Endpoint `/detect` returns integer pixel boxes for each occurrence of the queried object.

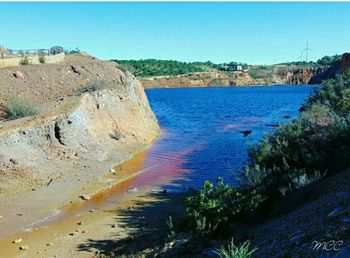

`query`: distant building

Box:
[219,63,244,72]
[219,64,229,70]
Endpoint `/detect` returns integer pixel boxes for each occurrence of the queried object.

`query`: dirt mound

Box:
[0,54,126,108]
[0,54,159,196]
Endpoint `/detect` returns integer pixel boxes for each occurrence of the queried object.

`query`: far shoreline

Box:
[144,83,317,90]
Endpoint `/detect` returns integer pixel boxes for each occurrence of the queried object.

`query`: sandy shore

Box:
[0,141,187,258]
[0,191,185,258]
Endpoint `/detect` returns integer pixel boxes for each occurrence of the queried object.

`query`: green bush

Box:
[183,178,264,236]
[38,53,46,64]
[214,239,257,258]
[211,78,223,86]
[167,216,176,240]
[19,56,30,65]
[316,54,341,66]
[77,81,112,94]
[6,97,38,119]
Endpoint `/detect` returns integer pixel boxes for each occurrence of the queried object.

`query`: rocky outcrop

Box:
[275,67,319,85]
[141,71,267,88]
[279,53,350,85]
[309,53,350,84]
[0,54,159,195]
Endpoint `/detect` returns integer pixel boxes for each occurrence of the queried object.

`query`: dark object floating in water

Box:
[283,115,291,119]
[240,130,252,137]
[266,124,279,127]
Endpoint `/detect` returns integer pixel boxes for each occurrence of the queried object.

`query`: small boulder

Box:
[19,245,29,250]
[10,158,18,165]
[127,187,138,193]
[110,168,116,173]
[240,130,252,137]
[71,65,81,75]
[12,237,22,244]
[13,71,24,79]
[79,195,90,201]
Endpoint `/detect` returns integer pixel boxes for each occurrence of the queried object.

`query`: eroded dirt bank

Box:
[0,54,160,240]
[140,53,350,88]
[139,69,317,88]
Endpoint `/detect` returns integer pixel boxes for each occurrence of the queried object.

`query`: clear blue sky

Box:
[1,2,349,64]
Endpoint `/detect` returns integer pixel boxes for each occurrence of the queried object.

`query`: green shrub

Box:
[247,66,273,81]
[212,78,223,86]
[7,97,38,119]
[183,178,264,236]
[38,53,46,64]
[77,81,112,94]
[19,56,30,65]
[214,239,257,258]
[167,216,176,240]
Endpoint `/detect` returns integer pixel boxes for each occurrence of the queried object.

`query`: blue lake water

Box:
[144,85,314,191]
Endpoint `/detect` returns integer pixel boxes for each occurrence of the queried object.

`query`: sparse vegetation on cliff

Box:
[247,65,273,82]
[6,97,38,119]
[77,80,116,94]
[38,53,46,64]
[19,56,30,65]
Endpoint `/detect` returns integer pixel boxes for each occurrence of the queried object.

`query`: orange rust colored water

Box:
[64,144,194,216]
[66,150,148,212]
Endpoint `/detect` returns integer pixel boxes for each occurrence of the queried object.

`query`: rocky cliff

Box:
[140,53,350,88]
[0,54,160,195]
[309,53,350,84]
[141,71,270,88]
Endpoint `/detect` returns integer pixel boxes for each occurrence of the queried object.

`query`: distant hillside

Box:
[114,59,221,78]
[114,55,342,85]
[277,54,341,67]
